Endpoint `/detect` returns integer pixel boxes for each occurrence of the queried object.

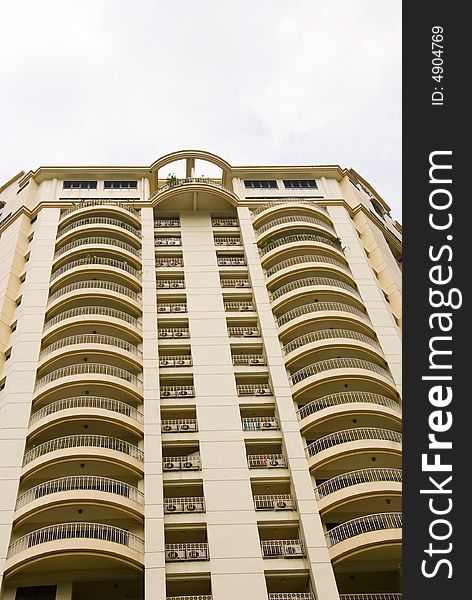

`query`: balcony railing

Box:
[35,363,142,391]
[221,278,250,288]
[297,391,401,421]
[55,236,140,258]
[228,327,260,338]
[277,302,370,327]
[256,215,335,235]
[325,512,402,547]
[39,334,141,359]
[165,542,209,561]
[29,396,143,426]
[242,417,278,431]
[237,384,271,396]
[16,476,144,510]
[214,236,242,246]
[306,428,402,457]
[23,434,144,466]
[289,358,394,386]
[161,419,198,433]
[157,303,187,314]
[51,256,140,280]
[156,257,184,267]
[314,468,402,500]
[48,280,140,304]
[156,176,232,195]
[160,386,195,398]
[283,329,381,355]
[261,539,304,558]
[163,456,201,471]
[252,198,329,217]
[254,494,295,511]
[224,301,255,312]
[265,254,350,278]
[159,356,192,367]
[233,355,266,366]
[155,237,182,246]
[339,595,402,600]
[60,200,140,219]
[7,522,144,558]
[259,234,341,257]
[248,454,286,469]
[158,328,190,339]
[155,218,180,228]
[270,277,359,301]
[167,596,212,600]
[164,497,205,513]
[58,216,140,238]
[217,256,246,267]
[156,279,185,289]
[212,217,238,227]
[44,306,141,330]
[268,594,312,600]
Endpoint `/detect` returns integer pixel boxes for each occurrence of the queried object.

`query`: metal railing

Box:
[58,216,140,238]
[166,596,212,600]
[164,497,205,513]
[217,257,246,266]
[60,200,140,219]
[51,256,140,280]
[283,329,381,355]
[160,386,195,398]
[314,468,402,500]
[256,215,335,235]
[159,356,192,367]
[34,363,142,391]
[212,217,238,227]
[289,358,394,386]
[270,277,358,300]
[55,236,140,258]
[251,198,328,217]
[268,594,312,600]
[265,254,350,278]
[228,326,260,338]
[158,328,190,339]
[277,302,370,327]
[242,417,278,430]
[156,279,185,289]
[259,234,341,257]
[161,419,198,433]
[237,384,271,396]
[157,303,187,313]
[214,236,242,246]
[156,257,184,267]
[297,391,401,421]
[39,334,141,359]
[306,428,402,457]
[155,177,233,196]
[23,434,144,466]
[16,476,144,510]
[233,355,266,366]
[7,522,144,558]
[163,456,201,470]
[254,494,294,511]
[155,237,182,246]
[155,218,180,227]
[48,280,139,304]
[326,512,402,547]
[224,301,255,312]
[44,306,141,330]
[221,278,251,288]
[339,595,402,600]
[261,539,304,557]
[29,396,143,426]
[248,454,286,468]
[165,542,209,561]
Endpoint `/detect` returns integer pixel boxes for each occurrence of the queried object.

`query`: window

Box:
[244,180,278,189]
[104,181,138,189]
[63,181,97,190]
[283,180,317,189]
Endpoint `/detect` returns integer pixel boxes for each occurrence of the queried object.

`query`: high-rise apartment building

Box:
[0,150,402,600]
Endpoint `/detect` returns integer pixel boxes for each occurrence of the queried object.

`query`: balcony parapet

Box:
[48,280,140,305]
[325,512,402,547]
[34,363,142,391]
[306,428,402,458]
[51,257,140,281]
[283,330,381,355]
[39,334,142,360]
[290,358,394,386]
[259,234,341,257]
[270,277,359,301]
[55,236,140,258]
[265,254,350,278]
[297,391,401,421]
[43,306,141,331]
[277,302,370,327]
[58,216,140,238]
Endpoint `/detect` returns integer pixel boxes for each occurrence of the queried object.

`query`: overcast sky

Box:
[0,0,401,218]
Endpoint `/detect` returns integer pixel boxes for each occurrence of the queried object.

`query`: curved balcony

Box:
[284,330,382,356]
[60,200,141,221]
[155,176,234,197]
[51,257,140,282]
[259,234,342,259]
[314,467,402,501]
[5,522,144,574]
[265,253,351,280]
[48,280,140,307]
[57,216,140,239]
[256,215,336,238]
[43,306,141,334]
[270,277,360,305]
[252,198,329,218]
[326,512,402,561]
[39,334,141,362]
[54,236,141,259]
[277,302,370,329]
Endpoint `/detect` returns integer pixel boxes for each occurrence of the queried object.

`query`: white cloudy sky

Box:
[0,0,401,218]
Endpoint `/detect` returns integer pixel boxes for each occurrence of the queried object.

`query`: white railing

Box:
[39,334,141,359]
[155,177,233,196]
[270,277,358,300]
[224,301,255,312]
[212,217,238,227]
[155,237,182,246]
[339,595,402,600]
[156,279,185,289]
[289,358,394,386]
[265,254,349,277]
[252,198,328,217]
[161,419,198,433]
[248,454,286,468]
[7,522,144,558]
[306,428,402,457]
[253,494,294,511]
[228,327,260,338]
[156,257,184,267]
[314,468,402,500]
[242,417,278,430]
[214,236,242,246]
[51,256,140,280]
[34,363,142,391]
[164,497,205,513]
[16,476,144,509]
[160,386,195,398]
[60,200,140,219]
[159,356,192,367]
[233,355,266,366]
[58,216,140,238]
[259,234,341,257]
[155,218,180,228]
[158,328,190,339]
[268,594,312,600]
[221,278,251,288]
[283,329,381,355]
[217,257,246,266]
[237,384,271,396]
[326,512,402,547]
[157,303,187,314]
[23,434,144,466]
[297,391,401,421]
[163,456,201,471]
[48,280,139,304]
[55,236,140,258]
[43,306,141,330]
[165,542,209,561]
[29,396,143,426]
[277,301,369,327]
[256,215,335,235]
[261,539,304,558]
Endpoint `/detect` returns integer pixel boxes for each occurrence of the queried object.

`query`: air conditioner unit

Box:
[167,259,177,266]
[181,459,200,470]
[161,423,179,433]
[157,282,170,288]
[251,458,268,468]
[218,258,231,266]
[284,543,304,557]
[159,359,174,367]
[172,305,185,312]
[186,547,208,560]
[175,358,192,366]
[177,389,193,397]
[239,305,253,312]
[163,460,180,471]
[164,501,184,513]
[215,239,225,245]
[213,220,223,226]
[158,306,171,313]
[255,387,271,396]
[228,239,239,245]
[274,498,295,511]
[169,239,181,246]
[250,357,265,365]
[179,422,197,432]
[165,548,186,561]
[232,259,245,265]
[170,282,184,288]
[267,457,285,468]
[243,330,257,337]
[236,281,249,288]
[155,239,166,245]
[184,500,204,512]
[161,389,177,398]
[159,331,170,338]
[260,419,278,429]
[174,331,188,338]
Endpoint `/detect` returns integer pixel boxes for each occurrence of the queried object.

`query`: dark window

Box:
[104,181,138,189]
[16,587,57,600]
[244,180,278,189]
[283,180,317,189]
[63,181,97,190]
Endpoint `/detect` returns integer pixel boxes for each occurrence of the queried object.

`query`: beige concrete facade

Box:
[0,151,402,600]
